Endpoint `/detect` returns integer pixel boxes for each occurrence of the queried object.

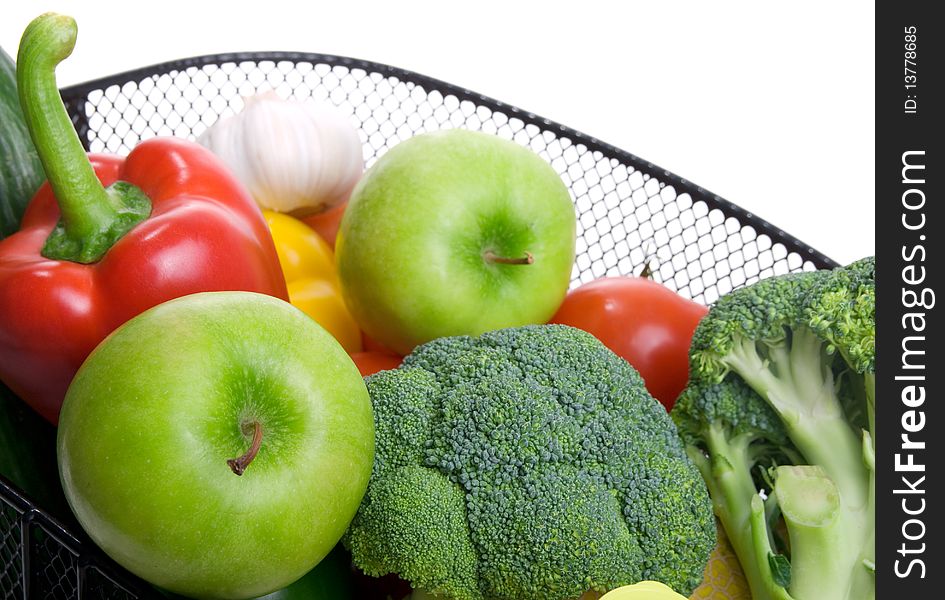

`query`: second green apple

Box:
[336,129,576,354]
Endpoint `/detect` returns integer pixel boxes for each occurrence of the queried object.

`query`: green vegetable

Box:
[671,257,875,600]
[0,382,69,520]
[0,46,44,238]
[344,324,716,600]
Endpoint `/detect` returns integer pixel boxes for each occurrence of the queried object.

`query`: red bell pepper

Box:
[0,14,288,424]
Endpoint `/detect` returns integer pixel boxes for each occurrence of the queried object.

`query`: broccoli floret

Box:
[673,259,875,600]
[673,372,791,451]
[345,325,716,599]
[806,256,876,436]
[806,257,875,373]
[344,465,480,600]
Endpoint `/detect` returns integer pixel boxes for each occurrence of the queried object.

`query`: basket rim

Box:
[59,50,837,270]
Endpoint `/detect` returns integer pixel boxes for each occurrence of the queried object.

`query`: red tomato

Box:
[550,277,708,410]
[351,351,403,377]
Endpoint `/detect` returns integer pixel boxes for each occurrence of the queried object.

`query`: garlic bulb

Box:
[198,91,363,217]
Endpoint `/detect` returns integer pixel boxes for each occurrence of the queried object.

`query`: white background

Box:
[2,0,874,265]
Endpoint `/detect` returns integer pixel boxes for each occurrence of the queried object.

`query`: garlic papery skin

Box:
[198,91,364,217]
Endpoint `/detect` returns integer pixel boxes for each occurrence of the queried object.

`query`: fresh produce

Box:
[336,129,577,355]
[264,209,361,352]
[350,351,402,377]
[0,14,288,424]
[361,330,400,354]
[343,324,716,600]
[0,46,44,238]
[599,581,686,600]
[302,200,346,248]
[551,276,707,410]
[198,91,363,217]
[57,291,375,599]
[671,257,875,600]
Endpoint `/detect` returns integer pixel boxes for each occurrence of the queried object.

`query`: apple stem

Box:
[227,420,263,476]
[483,250,534,265]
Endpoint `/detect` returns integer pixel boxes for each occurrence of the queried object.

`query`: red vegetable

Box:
[302,201,346,249]
[361,331,400,355]
[551,276,707,410]
[351,351,403,377]
[0,15,287,424]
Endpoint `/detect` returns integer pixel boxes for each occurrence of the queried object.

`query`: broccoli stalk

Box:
[744,495,793,600]
[685,429,789,600]
[771,465,855,600]
[803,256,876,600]
[850,432,876,600]
[674,258,875,600]
[720,325,869,524]
[674,377,796,600]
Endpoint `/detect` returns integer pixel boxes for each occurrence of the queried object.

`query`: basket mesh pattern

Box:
[1,501,24,599]
[66,56,831,305]
[31,525,80,598]
[1,486,145,599]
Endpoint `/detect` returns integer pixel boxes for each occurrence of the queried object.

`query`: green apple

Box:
[336,129,576,354]
[57,292,374,600]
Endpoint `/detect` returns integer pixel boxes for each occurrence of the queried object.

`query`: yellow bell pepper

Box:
[264,210,362,353]
[599,581,687,600]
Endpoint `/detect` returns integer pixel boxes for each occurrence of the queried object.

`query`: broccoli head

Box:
[344,325,716,600]
[672,258,875,600]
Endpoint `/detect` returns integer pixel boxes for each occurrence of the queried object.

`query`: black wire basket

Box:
[1,52,837,599]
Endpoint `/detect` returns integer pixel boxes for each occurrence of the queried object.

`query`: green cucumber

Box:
[1,46,45,238]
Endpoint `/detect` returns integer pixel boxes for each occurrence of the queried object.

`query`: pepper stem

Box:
[16,13,150,264]
[227,420,263,476]
[483,250,534,265]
